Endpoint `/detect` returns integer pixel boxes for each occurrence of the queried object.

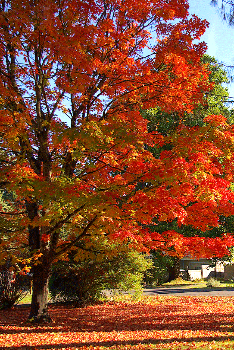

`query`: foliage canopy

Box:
[1,0,234,321]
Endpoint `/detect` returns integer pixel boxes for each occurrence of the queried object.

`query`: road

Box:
[143,286,234,296]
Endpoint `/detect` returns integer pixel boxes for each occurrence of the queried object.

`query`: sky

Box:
[188,0,234,101]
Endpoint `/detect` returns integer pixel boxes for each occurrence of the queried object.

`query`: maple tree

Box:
[1,0,234,323]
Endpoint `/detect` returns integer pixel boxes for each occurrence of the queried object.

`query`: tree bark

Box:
[26,201,53,323]
[166,257,180,283]
[28,258,52,323]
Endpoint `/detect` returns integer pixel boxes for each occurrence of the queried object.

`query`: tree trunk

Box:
[166,257,180,283]
[26,201,54,323]
[28,261,52,323]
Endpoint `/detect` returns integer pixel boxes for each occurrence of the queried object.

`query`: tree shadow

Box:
[2,334,234,349]
[1,299,234,348]
[1,301,234,333]
[143,286,234,295]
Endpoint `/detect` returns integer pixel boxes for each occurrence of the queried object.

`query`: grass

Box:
[18,278,234,306]
[18,291,54,305]
[162,277,206,288]
[17,291,32,305]
[219,279,234,287]
[162,277,234,289]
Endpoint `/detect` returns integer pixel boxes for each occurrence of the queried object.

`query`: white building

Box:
[180,257,224,280]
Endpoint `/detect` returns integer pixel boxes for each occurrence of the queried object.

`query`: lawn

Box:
[1,295,234,349]
[161,277,234,289]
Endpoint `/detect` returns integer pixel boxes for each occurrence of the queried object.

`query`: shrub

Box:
[206,277,222,288]
[49,260,104,304]
[49,250,152,304]
[0,262,30,309]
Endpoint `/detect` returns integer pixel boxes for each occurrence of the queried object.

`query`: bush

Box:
[49,260,104,304]
[49,250,152,304]
[0,262,30,309]
[206,277,222,288]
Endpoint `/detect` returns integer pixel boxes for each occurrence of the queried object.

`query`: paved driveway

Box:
[143,286,234,296]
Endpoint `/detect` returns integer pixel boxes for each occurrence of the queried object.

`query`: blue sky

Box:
[189,0,234,100]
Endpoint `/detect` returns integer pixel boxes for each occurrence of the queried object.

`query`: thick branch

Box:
[54,215,98,258]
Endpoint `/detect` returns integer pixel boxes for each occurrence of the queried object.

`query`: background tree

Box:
[2,0,234,323]
[211,0,234,25]
[144,54,231,137]
[144,251,179,286]
[140,55,234,282]
[210,0,234,93]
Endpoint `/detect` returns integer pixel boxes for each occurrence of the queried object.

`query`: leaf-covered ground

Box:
[1,296,234,349]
